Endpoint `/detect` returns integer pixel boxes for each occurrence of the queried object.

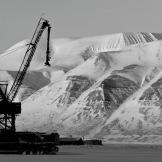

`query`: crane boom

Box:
[7,18,51,102]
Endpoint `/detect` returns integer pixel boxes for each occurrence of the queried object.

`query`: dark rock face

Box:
[102,75,138,110]
[140,77,162,100]
[152,33,162,40]
[9,71,50,90]
[80,47,95,61]
[94,73,162,138]
[65,76,93,104]
[123,32,156,46]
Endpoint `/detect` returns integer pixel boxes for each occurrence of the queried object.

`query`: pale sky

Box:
[0,0,162,53]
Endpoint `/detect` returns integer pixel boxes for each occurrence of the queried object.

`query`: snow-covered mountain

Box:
[1,32,162,143]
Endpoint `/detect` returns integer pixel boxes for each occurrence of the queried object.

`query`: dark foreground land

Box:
[1,144,162,162]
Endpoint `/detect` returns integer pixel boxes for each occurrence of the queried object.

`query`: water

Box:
[0,144,162,162]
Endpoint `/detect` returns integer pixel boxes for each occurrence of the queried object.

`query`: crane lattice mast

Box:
[0,17,51,132]
[7,18,51,102]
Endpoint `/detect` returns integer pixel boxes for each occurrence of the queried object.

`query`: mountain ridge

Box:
[1,32,162,143]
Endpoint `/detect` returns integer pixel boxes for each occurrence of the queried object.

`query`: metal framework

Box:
[7,18,51,102]
[0,17,51,132]
[0,82,21,132]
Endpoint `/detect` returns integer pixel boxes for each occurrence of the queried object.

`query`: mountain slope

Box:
[93,71,162,143]
[15,39,162,141]
[1,32,162,143]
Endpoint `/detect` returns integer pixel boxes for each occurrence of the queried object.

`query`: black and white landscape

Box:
[1,32,162,144]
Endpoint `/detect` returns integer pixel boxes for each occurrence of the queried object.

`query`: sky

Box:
[0,0,162,53]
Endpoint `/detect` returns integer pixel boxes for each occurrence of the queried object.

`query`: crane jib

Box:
[7,18,51,102]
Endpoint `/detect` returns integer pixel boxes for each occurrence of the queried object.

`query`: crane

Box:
[0,17,51,132]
